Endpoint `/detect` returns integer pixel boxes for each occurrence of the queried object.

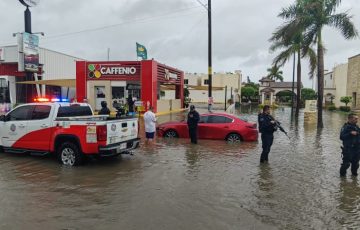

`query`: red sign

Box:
[87,62,141,80]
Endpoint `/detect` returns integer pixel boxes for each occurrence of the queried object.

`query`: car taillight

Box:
[246,123,257,129]
[97,125,107,141]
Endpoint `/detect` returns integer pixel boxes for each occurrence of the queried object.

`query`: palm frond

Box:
[328,13,359,39]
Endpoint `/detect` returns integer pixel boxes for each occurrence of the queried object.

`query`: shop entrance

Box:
[126,84,141,101]
[95,86,106,110]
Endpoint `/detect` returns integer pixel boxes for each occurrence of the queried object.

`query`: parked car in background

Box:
[157,113,258,142]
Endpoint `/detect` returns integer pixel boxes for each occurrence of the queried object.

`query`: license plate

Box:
[116,143,127,153]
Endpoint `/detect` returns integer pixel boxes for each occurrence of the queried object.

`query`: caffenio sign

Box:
[87,64,138,79]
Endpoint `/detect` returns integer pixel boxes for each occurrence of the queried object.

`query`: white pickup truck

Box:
[0,102,140,166]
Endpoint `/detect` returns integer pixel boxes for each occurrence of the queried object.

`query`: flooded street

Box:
[0,106,359,229]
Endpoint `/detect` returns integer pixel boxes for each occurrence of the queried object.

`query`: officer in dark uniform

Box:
[187,105,200,144]
[340,113,360,177]
[258,105,277,163]
[99,101,110,115]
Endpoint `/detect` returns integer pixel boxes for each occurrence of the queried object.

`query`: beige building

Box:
[332,63,348,108]
[162,71,242,104]
[323,71,336,105]
[347,54,360,109]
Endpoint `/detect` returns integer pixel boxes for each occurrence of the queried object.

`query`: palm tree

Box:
[270,4,317,117]
[266,65,284,82]
[281,0,358,128]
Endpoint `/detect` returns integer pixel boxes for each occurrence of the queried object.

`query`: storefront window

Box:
[112,87,125,100]
[0,78,10,103]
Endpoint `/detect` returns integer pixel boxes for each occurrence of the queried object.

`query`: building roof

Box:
[260,87,275,93]
[259,77,275,82]
[269,81,302,88]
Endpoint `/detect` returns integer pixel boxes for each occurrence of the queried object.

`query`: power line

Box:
[0,6,202,46]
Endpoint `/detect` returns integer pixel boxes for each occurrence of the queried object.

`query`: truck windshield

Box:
[57,106,93,117]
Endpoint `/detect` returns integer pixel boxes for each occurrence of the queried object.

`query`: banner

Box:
[136,42,147,60]
[23,32,39,72]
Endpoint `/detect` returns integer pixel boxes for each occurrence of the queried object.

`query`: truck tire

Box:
[57,142,83,166]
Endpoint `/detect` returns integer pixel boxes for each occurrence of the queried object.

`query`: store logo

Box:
[88,64,137,78]
[88,64,102,78]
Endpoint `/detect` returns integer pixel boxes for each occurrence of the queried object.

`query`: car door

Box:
[203,115,233,139]
[0,105,34,148]
[22,104,53,151]
[197,115,209,139]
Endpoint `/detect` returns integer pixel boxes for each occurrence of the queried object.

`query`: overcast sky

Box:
[0,0,359,88]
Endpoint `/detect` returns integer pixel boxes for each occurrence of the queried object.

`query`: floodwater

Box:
[0,105,358,229]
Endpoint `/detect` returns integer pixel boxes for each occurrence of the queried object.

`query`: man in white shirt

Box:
[226,99,235,115]
[143,106,157,142]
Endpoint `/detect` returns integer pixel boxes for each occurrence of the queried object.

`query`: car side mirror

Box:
[0,115,5,122]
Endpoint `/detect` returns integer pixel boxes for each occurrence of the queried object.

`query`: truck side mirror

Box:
[0,115,5,122]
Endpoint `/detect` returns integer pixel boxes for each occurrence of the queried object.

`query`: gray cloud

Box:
[0,0,359,88]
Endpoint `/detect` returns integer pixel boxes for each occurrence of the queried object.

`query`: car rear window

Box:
[57,105,93,117]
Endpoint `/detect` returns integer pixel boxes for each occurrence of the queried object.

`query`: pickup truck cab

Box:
[0,102,140,166]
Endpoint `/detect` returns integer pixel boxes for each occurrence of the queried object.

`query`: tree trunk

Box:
[317,31,324,128]
[296,50,301,117]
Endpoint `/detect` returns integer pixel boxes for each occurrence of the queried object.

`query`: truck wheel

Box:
[57,142,83,166]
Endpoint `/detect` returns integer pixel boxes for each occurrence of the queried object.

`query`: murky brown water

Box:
[0,106,358,229]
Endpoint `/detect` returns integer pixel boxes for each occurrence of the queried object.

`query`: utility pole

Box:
[24,6,32,103]
[207,0,212,111]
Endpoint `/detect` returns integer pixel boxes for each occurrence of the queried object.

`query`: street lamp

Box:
[17,0,40,103]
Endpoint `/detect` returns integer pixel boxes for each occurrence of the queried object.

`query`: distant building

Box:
[347,54,360,110]
[161,71,242,104]
[258,77,301,105]
[0,45,84,105]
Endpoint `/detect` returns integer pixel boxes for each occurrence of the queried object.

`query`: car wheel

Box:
[226,133,241,143]
[164,130,178,138]
[57,142,83,166]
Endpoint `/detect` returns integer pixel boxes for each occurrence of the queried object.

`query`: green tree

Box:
[270,3,317,117]
[301,88,316,101]
[241,87,256,100]
[184,87,190,98]
[282,0,358,128]
[266,65,284,82]
[340,96,352,107]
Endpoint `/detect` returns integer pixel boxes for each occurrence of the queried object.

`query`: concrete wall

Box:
[333,63,348,107]
[347,55,360,109]
[184,71,242,104]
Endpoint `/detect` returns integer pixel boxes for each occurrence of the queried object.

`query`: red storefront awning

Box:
[0,63,42,77]
[0,63,26,77]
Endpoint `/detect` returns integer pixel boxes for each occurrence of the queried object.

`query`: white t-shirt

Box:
[226,104,235,115]
[144,110,157,133]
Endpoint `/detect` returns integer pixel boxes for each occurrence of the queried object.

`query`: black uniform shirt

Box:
[258,113,276,134]
[340,122,360,149]
[187,110,200,128]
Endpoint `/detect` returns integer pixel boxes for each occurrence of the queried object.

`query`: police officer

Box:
[99,101,110,115]
[340,113,360,177]
[258,105,277,163]
[187,105,200,144]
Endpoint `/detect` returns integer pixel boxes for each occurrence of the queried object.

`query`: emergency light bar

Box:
[34,97,69,102]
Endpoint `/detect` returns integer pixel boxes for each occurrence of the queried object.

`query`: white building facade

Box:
[0,45,84,106]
